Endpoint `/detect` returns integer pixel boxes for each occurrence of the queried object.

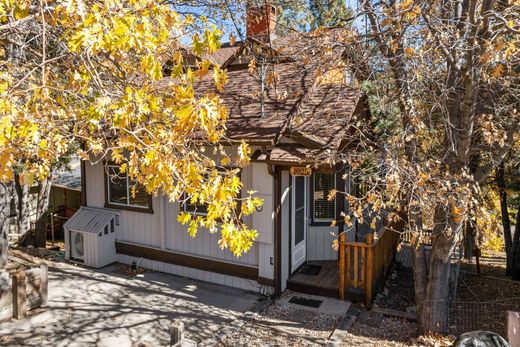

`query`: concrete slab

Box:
[276,293,351,316]
[0,261,262,346]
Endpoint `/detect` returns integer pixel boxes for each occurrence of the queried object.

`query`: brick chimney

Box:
[246,4,277,41]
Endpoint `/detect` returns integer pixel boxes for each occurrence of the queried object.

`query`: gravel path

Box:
[342,317,417,346]
[218,303,341,346]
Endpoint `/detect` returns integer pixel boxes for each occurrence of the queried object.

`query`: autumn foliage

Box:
[0,0,262,256]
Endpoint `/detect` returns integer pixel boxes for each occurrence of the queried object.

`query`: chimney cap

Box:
[246,4,277,41]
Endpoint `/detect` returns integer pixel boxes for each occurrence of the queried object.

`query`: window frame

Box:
[310,170,337,225]
[181,167,242,218]
[183,198,209,216]
[104,163,154,214]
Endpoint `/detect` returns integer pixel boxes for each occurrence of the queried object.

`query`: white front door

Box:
[291,175,307,273]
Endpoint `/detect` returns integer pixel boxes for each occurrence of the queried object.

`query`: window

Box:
[312,172,336,222]
[106,165,152,211]
[183,200,209,216]
[182,167,242,217]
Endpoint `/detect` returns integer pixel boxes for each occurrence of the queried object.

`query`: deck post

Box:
[12,270,27,319]
[170,319,184,345]
[40,263,48,307]
[339,232,346,300]
[365,233,374,308]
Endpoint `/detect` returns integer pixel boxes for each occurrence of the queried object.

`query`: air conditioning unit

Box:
[70,230,85,261]
[64,207,119,268]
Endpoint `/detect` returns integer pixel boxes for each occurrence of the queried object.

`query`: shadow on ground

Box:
[0,260,262,347]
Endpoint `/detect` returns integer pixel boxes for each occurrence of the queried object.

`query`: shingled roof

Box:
[171,31,367,165]
[193,59,318,144]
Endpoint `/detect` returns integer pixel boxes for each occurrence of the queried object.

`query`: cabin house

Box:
[70,5,399,305]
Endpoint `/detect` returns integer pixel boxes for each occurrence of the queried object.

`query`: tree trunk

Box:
[417,256,453,334]
[512,207,520,280]
[414,206,459,334]
[463,221,475,260]
[496,163,513,274]
[0,182,13,268]
[14,174,31,245]
[34,176,52,248]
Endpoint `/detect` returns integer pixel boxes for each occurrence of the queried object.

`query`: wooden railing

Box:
[339,226,400,307]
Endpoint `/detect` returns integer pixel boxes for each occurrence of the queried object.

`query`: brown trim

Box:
[336,163,346,229]
[103,163,154,214]
[286,280,339,299]
[257,276,275,287]
[80,159,87,206]
[288,172,293,275]
[286,279,366,302]
[104,202,154,214]
[265,159,336,168]
[115,241,258,281]
[273,166,282,296]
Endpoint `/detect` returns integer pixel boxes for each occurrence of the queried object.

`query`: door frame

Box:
[291,175,307,273]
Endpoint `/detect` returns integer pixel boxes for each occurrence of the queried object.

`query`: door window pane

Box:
[294,176,305,244]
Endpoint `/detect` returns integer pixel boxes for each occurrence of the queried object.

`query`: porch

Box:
[338,225,401,306]
[280,170,401,306]
[287,261,340,298]
[285,225,400,305]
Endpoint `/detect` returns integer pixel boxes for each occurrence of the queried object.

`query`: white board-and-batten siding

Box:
[83,160,275,291]
[306,225,338,261]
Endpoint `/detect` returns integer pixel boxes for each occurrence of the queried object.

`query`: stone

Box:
[357,310,370,324]
[406,305,417,314]
[366,312,383,328]
[347,305,361,316]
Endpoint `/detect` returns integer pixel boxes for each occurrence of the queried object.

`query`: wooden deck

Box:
[286,260,339,298]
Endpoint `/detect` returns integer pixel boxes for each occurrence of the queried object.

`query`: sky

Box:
[178,0,365,46]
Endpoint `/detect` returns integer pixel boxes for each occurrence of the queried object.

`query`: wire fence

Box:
[448,298,520,336]
[417,298,520,336]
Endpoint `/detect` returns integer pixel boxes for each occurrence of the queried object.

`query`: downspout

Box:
[267,163,282,296]
[80,142,87,207]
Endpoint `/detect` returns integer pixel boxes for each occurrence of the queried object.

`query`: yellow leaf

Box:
[213,66,227,92]
[491,64,504,78]
[344,215,353,227]
[177,211,191,224]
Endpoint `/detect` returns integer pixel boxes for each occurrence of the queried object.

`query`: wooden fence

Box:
[400,229,433,246]
[0,263,48,321]
[339,226,400,307]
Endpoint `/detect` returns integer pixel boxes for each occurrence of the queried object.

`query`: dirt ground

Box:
[218,303,341,346]
[343,317,419,347]
[374,263,415,312]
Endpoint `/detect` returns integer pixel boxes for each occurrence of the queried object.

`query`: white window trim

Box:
[107,164,149,209]
[183,202,209,216]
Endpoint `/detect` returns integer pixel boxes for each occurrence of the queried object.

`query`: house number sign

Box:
[290,167,312,176]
